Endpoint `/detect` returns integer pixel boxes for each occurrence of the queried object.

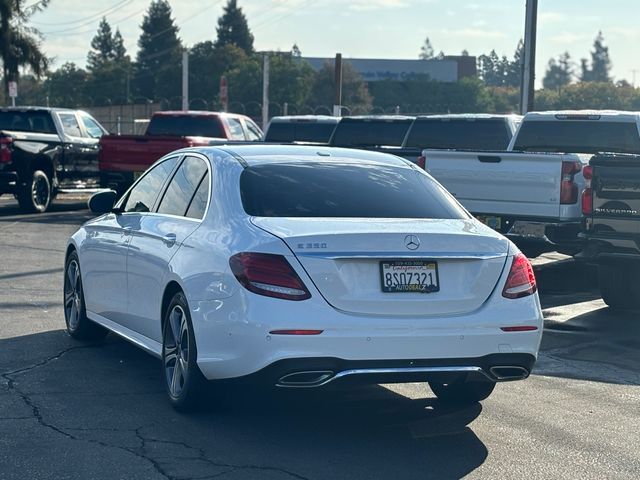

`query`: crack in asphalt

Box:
[0,344,311,480]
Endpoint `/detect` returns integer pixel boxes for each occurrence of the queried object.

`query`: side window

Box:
[227,118,245,140]
[245,119,262,141]
[122,157,179,213]
[58,113,82,137]
[157,156,208,217]
[80,114,105,138]
[185,172,210,219]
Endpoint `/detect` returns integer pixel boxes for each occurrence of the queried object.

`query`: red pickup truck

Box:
[99,111,263,193]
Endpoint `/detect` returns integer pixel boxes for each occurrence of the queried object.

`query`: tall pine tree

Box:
[133,0,182,101]
[543,52,573,90]
[87,17,115,71]
[580,31,612,83]
[215,0,254,54]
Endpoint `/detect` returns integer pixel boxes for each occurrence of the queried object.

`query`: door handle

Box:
[162,233,177,246]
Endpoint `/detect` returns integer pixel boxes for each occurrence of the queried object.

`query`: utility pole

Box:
[333,53,343,117]
[520,0,538,114]
[262,54,270,130]
[182,49,189,111]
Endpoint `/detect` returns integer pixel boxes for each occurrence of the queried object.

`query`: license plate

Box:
[380,260,439,293]
[476,215,502,230]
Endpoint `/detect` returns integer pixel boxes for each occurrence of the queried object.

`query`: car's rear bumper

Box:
[192,291,543,382]
[576,231,640,265]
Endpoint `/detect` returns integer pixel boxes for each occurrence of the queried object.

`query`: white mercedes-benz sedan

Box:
[65,145,543,410]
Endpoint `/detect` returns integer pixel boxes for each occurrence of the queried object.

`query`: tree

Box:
[505,40,523,87]
[0,0,50,99]
[132,0,182,101]
[306,62,372,113]
[543,52,573,90]
[461,49,469,56]
[87,17,115,71]
[44,62,89,107]
[419,37,434,60]
[291,44,302,58]
[581,31,611,83]
[215,0,254,55]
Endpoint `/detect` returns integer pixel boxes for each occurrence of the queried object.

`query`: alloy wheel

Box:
[64,260,82,330]
[164,305,190,398]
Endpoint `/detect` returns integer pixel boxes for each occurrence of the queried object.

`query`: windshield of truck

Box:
[331,119,413,147]
[404,118,511,150]
[147,115,225,137]
[513,120,640,154]
[265,122,336,143]
[0,111,57,134]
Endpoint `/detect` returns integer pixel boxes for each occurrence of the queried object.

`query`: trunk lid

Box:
[252,217,510,316]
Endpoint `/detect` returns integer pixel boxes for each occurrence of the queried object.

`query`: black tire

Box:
[598,264,640,311]
[429,378,496,404]
[162,292,207,411]
[64,251,108,341]
[17,169,52,213]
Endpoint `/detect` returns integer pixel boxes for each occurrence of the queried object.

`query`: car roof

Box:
[154,110,244,118]
[416,113,522,120]
[0,106,77,113]
[522,110,640,122]
[339,115,415,122]
[268,115,340,124]
[190,144,412,168]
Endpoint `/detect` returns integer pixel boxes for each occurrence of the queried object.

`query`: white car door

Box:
[126,155,210,342]
[86,155,180,328]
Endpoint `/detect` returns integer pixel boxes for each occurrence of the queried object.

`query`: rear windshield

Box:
[240,162,468,219]
[147,115,225,137]
[513,120,640,154]
[265,122,336,143]
[330,119,413,147]
[405,118,511,150]
[0,111,56,134]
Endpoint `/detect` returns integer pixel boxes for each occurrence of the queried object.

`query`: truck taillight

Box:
[560,161,581,204]
[0,137,12,164]
[581,187,593,215]
[416,155,426,170]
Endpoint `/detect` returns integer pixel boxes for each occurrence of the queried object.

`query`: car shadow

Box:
[0,197,92,219]
[0,330,488,480]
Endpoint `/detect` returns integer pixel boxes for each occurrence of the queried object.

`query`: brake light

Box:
[416,155,426,169]
[269,330,323,335]
[582,165,592,181]
[0,137,12,164]
[229,252,311,301]
[560,161,581,204]
[501,326,538,332]
[581,187,593,215]
[502,253,537,299]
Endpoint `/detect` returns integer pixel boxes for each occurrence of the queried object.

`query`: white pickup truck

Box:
[423,110,640,256]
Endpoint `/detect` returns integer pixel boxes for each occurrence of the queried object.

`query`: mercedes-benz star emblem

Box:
[404,234,420,250]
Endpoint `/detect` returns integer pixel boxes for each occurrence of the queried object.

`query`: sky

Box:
[30,0,640,88]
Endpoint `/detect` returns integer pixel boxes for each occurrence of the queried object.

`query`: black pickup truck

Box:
[0,107,107,212]
[580,153,640,310]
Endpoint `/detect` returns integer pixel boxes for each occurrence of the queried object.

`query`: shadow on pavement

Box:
[0,330,489,480]
[0,197,92,219]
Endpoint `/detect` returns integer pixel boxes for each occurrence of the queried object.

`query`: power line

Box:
[32,0,132,27]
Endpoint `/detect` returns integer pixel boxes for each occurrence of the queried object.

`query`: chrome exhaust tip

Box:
[489,366,530,381]
[277,371,334,388]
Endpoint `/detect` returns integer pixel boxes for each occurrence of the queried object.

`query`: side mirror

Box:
[88,190,118,214]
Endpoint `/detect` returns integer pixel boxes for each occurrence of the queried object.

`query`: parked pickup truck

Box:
[99,111,262,193]
[579,153,640,310]
[263,115,339,143]
[333,114,520,167]
[423,110,640,257]
[0,107,107,212]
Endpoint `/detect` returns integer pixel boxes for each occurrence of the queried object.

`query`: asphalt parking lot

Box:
[0,195,639,480]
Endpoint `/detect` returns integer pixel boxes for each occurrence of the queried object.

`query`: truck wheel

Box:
[17,170,51,213]
[598,265,640,311]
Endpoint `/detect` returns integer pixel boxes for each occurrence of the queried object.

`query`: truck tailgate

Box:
[424,150,568,218]
[591,154,640,236]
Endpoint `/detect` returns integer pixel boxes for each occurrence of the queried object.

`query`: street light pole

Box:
[520,0,538,114]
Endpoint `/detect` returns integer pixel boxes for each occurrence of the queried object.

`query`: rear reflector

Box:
[501,326,538,332]
[502,253,537,299]
[269,330,323,335]
[229,252,311,301]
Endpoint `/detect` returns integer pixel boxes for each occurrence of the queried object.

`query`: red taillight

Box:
[502,253,537,299]
[581,187,593,215]
[0,137,12,164]
[582,165,593,181]
[416,155,426,169]
[229,252,311,301]
[560,161,581,204]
